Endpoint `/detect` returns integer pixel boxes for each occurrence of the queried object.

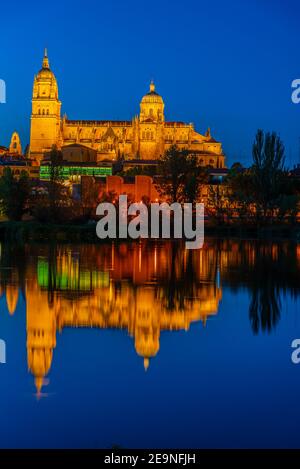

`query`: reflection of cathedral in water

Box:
[2,240,300,394]
[0,242,222,394]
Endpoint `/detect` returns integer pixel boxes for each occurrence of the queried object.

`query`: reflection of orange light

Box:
[139,245,142,272]
[2,243,222,391]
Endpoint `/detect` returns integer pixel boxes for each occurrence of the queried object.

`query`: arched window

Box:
[47,109,49,115]
[42,109,45,115]
[146,131,150,140]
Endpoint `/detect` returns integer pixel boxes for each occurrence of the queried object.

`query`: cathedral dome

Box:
[37,67,55,80]
[36,49,56,80]
[32,49,59,102]
[141,80,163,104]
[140,81,164,122]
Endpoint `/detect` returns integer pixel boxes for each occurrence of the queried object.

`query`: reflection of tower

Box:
[20,243,223,388]
[26,280,57,394]
[133,289,160,371]
[5,285,19,315]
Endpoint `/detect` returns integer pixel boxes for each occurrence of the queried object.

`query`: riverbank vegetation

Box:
[0,130,299,241]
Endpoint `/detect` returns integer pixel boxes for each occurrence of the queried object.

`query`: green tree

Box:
[156,145,205,204]
[207,184,230,224]
[226,166,255,222]
[0,168,31,221]
[33,146,72,223]
[81,176,101,218]
[252,129,286,221]
[48,146,65,218]
[156,145,190,203]
[183,155,208,205]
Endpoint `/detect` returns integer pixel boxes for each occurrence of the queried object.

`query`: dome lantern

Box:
[140,81,165,123]
[149,80,155,93]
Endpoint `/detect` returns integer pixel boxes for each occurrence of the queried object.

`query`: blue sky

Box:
[0,0,300,166]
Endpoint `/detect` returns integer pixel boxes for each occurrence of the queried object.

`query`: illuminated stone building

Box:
[29,50,226,167]
[0,132,22,157]
[9,131,22,155]
[0,145,8,156]
[0,131,40,178]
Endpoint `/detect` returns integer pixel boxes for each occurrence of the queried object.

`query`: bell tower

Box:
[29,49,62,162]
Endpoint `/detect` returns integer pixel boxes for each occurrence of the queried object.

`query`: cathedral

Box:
[30,50,226,167]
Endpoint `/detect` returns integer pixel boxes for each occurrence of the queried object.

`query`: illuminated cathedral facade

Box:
[29,50,226,167]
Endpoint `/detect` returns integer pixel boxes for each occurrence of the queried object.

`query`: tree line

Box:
[0,130,299,226]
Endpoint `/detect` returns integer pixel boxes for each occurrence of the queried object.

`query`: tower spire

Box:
[42,48,49,69]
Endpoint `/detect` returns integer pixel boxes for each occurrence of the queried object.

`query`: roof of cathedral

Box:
[165,121,187,126]
[206,137,218,143]
[65,119,192,128]
[65,120,132,126]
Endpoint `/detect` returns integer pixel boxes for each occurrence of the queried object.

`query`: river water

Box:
[0,239,299,448]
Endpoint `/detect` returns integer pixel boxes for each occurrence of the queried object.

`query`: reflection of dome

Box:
[135,325,160,362]
[141,81,163,104]
[28,348,53,377]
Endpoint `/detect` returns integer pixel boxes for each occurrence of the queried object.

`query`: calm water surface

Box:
[0,239,299,448]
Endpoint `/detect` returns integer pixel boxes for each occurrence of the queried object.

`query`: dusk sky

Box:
[0,0,300,167]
